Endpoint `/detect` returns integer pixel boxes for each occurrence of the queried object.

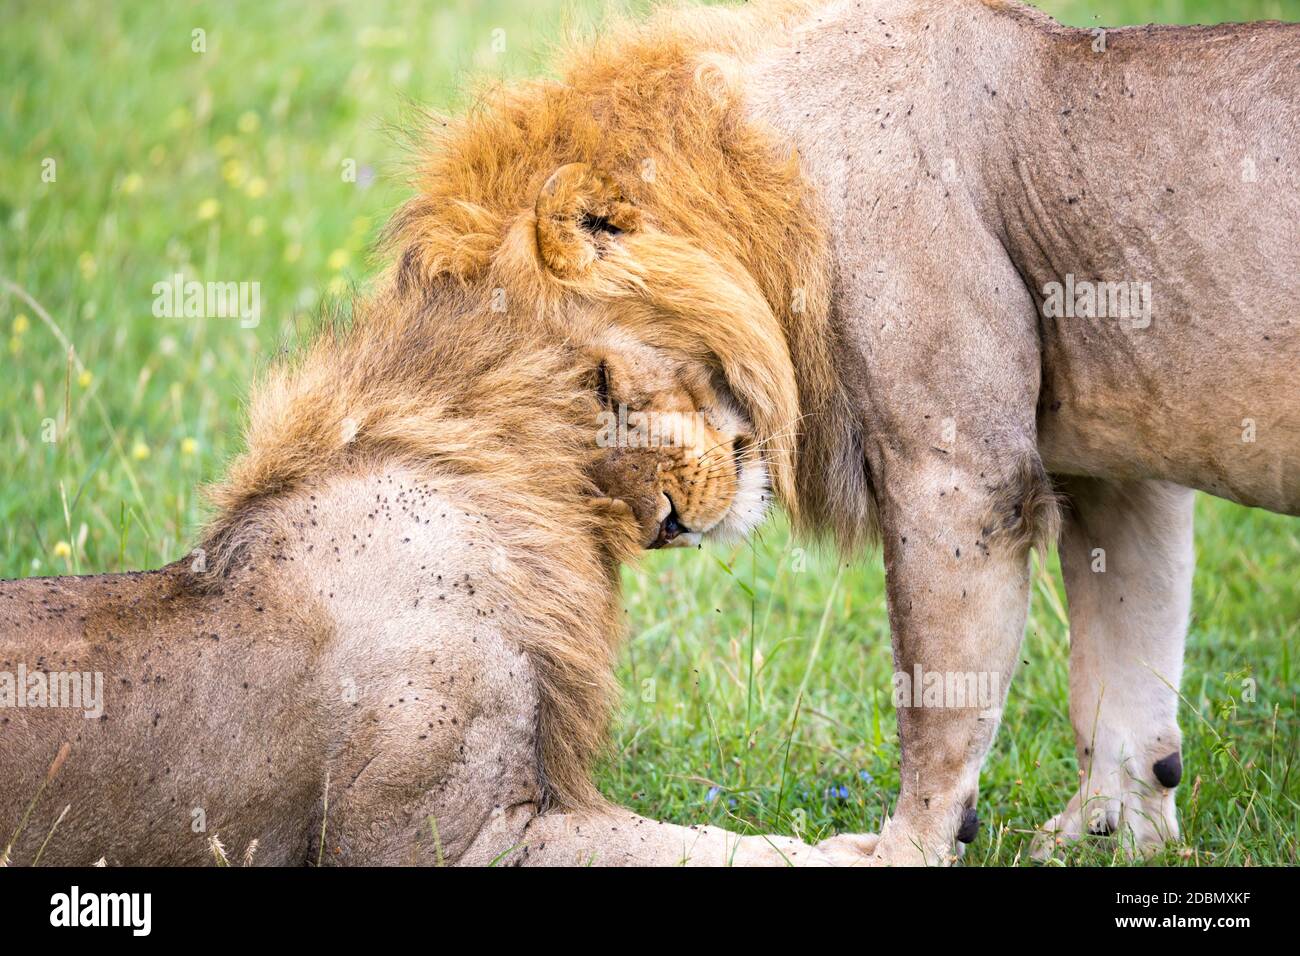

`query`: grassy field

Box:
[2,0,1296,865]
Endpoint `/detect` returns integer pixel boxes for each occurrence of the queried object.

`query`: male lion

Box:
[384,0,1299,863]
[0,284,851,866]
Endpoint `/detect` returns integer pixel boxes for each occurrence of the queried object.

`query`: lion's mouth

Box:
[641,413,771,551]
[648,495,691,549]
[647,459,770,550]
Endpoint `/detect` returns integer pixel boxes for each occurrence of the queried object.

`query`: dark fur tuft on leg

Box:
[985,453,1061,555]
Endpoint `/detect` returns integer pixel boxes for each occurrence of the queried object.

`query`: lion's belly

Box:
[1037,322,1300,515]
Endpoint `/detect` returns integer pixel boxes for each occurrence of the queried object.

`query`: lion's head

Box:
[384,2,878,555]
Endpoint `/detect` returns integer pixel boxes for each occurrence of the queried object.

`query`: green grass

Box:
[2,0,1297,865]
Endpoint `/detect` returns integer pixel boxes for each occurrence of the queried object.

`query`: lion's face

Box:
[584,333,770,550]
[501,160,805,533]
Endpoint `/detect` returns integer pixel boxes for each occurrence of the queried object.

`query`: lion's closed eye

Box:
[595,358,611,403]
[579,212,623,237]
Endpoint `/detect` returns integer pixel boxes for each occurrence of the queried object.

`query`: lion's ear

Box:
[534,163,641,278]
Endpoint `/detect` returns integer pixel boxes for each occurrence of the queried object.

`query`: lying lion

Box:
[381,0,1299,863]
[0,282,856,866]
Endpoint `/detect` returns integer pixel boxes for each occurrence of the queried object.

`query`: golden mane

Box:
[385,0,877,553]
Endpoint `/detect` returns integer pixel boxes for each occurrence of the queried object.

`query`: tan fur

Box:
[986,453,1062,556]
[7,0,1291,866]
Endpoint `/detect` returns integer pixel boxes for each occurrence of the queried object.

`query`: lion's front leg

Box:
[1031,477,1192,860]
[824,213,1048,864]
[861,454,1039,866]
[507,805,869,867]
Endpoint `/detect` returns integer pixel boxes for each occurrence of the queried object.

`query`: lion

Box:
[381,0,1300,864]
[0,282,857,866]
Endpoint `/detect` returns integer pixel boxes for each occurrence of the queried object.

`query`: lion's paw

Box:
[1031,761,1179,862]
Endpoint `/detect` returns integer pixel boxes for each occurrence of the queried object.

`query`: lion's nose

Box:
[648,496,690,549]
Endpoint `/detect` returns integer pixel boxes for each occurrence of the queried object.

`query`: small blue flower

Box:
[706,786,721,803]
[823,783,850,802]
[859,770,874,784]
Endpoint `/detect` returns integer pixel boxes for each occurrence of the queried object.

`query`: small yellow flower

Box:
[121,172,143,195]
[214,135,238,157]
[131,441,151,461]
[8,336,20,356]
[78,252,97,280]
[327,275,349,297]
[12,314,29,335]
[221,158,246,186]
[237,110,261,134]
[350,215,370,235]
[78,369,93,388]
[149,145,167,166]
[247,216,266,237]
[181,437,199,456]
[244,176,267,198]
[53,541,72,560]
[326,248,349,271]
[283,242,302,264]
[197,198,220,221]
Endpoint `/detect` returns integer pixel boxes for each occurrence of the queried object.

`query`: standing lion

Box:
[383,0,1299,863]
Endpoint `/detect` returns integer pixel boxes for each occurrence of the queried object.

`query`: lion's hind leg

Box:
[1032,478,1193,861]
